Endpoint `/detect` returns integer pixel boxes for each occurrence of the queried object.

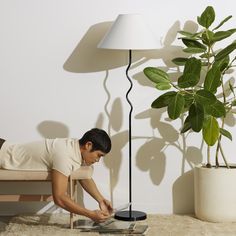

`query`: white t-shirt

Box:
[0,138,82,177]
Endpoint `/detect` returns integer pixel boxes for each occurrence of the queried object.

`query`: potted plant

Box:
[143,6,236,222]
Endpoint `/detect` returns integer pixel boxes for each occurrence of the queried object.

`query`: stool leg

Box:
[69,176,73,229]
[72,180,77,227]
[74,180,78,204]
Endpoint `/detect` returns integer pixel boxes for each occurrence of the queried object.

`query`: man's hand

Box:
[51,171,111,223]
[99,199,113,215]
[90,210,110,223]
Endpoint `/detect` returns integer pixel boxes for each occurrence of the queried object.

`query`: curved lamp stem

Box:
[114,50,147,221]
[126,50,133,217]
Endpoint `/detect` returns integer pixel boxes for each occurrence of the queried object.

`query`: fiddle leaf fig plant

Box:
[143,6,236,168]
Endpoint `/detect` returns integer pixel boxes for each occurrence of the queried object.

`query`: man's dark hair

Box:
[79,128,111,153]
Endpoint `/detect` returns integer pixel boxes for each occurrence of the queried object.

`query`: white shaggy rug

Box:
[1,214,236,236]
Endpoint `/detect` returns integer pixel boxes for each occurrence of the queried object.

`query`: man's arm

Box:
[79,178,113,214]
[51,169,109,222]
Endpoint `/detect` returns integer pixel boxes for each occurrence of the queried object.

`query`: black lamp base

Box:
[114,210,147,221]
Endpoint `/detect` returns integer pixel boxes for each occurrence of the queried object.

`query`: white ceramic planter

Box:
[194,164,236,222]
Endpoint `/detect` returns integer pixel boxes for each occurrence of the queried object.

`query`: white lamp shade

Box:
[98,14,158,50]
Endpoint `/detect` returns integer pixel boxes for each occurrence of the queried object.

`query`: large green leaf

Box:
[213,56,229,72]
[178,31,199,38]
[155,82,171,90]
[215,42,236,61]
[212,30,236,42]
[172,57,188,66]
[183,47,206,54]
[228,28,236,34]
[178,58,201,88]
[197,6,215,28]
[143,67,170,83]
[183,57,201,76]
[213,15,232,31]
[204,100,226,117]
[183,93,194,109]
[182,38,207,50]
[151,91,177,108]
[167,93,185,120]
[202,116,219,146]
[178,74,200,88]
[220,128,232,141]
[204,66,221,93]
[189,103,204,132]
[181,116,192,133]
[194,89,217,105]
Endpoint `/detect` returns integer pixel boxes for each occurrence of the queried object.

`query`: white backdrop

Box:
[0,0,236,215]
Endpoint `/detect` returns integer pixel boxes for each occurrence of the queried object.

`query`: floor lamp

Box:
[98,14,157,221]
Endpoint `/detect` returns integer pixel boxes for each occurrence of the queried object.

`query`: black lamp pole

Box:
[114,50,147,221]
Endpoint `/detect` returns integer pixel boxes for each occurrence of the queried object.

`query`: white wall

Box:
[0,0,236,215]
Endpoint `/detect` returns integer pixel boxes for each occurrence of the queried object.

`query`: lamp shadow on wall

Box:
[133,20,204,214]
[64,22,129,73]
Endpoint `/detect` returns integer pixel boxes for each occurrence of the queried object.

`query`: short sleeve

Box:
[51,142,72,177]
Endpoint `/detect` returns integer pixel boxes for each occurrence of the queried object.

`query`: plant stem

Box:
[219,142,230,169]
[206,145,211,168]
[215,118,225,167]
[214,66,227,166]
[205,41,212,169]
[215,137,220,168]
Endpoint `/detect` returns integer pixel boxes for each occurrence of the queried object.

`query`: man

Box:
[0,128,112,222]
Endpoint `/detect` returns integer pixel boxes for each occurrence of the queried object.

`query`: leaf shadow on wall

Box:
[37,120,69,138]
[135,109,179,186]
[94,97,128,204]
[133,20,205,214]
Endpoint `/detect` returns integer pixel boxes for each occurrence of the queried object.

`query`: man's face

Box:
[81,142,106,165]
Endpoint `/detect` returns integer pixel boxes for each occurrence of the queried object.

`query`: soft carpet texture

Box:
[1,214,236,236]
